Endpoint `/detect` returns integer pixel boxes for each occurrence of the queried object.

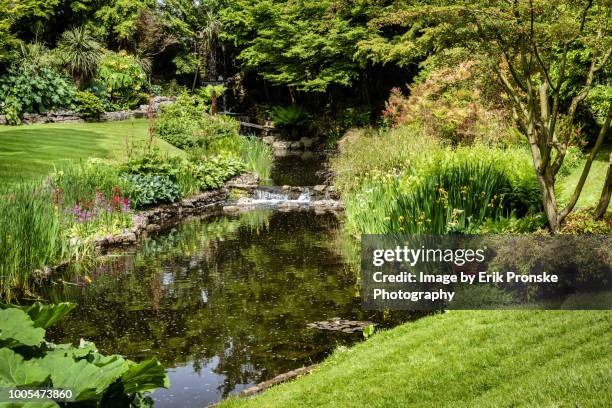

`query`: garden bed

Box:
[92,173,259,252]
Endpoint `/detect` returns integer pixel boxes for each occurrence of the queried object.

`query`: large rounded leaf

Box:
[0,349,49,387]
[0,309,45,348]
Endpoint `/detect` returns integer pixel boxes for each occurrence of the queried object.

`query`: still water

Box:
[46,209,371,407]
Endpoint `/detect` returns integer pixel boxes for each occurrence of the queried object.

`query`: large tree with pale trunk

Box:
[367,0,611,232]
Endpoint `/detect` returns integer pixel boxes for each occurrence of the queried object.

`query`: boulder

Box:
[272,140,292,151]
[299,137,314,148]
[313,185,327,194]
[262,136,276,145]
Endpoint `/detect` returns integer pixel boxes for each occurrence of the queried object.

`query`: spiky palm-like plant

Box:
[58,26,103,88]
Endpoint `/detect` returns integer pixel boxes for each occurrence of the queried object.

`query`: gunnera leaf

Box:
[38,354,127,402]
[24,303,76,329]
[0,402,59,408]
[0,348,49,387]
[0,309,45,348]
[121,358,170,394]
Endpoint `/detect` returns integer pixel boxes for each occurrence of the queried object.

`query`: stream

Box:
[44,152,412,407]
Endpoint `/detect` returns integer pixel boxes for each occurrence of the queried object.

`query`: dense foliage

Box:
[0,65,76,123]
[333,126,543,235]
[74,90,105,118]
[0,301,169,406]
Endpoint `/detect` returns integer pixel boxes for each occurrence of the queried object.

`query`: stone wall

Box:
[0,96,175,125]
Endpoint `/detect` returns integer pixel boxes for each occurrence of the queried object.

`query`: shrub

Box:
[75,90,105,118]
[195,84,226,106]
[155,93,206,149]
[271,105,309,127]
[177,156,246,194]
[121,150,245,200]
[97,50,146,108]
[124,174,182,208]
[121,151,184,179]
[155,94,241,150]
[0,65,76,123]
[0,301,169,404]
[560,209,612,234]
[381,59,514,146]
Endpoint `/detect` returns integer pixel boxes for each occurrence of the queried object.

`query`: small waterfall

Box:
[253,188,289,202]
[248,186,312,205]
[297,187,310,202]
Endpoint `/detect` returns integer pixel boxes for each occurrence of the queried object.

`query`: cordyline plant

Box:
[367,0,611,232]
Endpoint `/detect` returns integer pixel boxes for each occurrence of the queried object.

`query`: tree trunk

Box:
[210,90,217,115]
[537,170,560,232]
[594,151,612,219]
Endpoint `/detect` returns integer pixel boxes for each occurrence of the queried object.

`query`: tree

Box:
[0,0,59,64]
[367,1,612,232]
[220,0,376,93]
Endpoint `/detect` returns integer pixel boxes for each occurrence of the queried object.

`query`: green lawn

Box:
[558,146,610,209]
[222,310,611,407]
[0,119,182,183]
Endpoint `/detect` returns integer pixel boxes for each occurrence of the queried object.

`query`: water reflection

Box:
[45,210,369,407]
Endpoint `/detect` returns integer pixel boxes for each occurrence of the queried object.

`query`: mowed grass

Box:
[0,119,183,183]
[222,310,611,407]
[558,146,610,209]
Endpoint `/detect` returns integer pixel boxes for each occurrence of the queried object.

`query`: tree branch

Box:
[558,102,612,221]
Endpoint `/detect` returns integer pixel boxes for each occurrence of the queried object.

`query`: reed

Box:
[345,161,518,235]
[0,182,68,300]
[241,136,273,181]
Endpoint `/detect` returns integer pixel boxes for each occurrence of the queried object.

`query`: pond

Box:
[45,209,376,407]
[269,151,327,186]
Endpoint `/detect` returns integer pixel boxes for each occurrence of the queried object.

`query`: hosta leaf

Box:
[0,349,49,387]
[121,359,170,394]
[0,309,45,348]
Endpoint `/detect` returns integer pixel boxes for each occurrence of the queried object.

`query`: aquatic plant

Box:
[240,136,273,180]
[0,182,71,300]
[344,162,522,235]
[0,301,169,405]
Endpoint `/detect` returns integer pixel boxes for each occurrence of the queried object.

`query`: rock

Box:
[222,205,240,213]
[0,115,6,125]
[236,197,256,205]
[226,173,260,190]
[307,319,375,333]
[272,140,292,151]
[282,185,291,190]
[146,224,161,232]
[262,136,275,145]
[313,185,327,194]
[311,199,344,211]
[101,111,134,121]
[278,201,300,209]
[299,137,314,148]
[290,141,302,150]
